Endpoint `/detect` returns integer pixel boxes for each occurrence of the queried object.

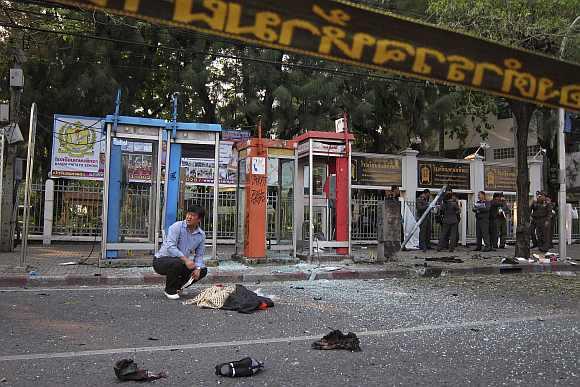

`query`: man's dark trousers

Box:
[153,256,208,294]
[475,218,491,250]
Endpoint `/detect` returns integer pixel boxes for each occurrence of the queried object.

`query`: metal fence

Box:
[20,180,580,245]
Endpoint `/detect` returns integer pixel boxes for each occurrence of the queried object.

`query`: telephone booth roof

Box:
[293,130,355,143]
[104,115,222,132]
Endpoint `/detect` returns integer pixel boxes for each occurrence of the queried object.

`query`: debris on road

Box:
[215,357,264,377]
[500,257,520,265]
[183,284,274,314]
[311,330,362,352]
[425,257,463,263]
[113,359,168,382]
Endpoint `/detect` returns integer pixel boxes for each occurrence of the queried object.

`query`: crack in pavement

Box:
[0,313,576,362]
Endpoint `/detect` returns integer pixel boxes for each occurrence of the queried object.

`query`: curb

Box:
[0,264,577,288]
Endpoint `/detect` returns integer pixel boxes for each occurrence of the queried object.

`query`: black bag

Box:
[215,357,264,377]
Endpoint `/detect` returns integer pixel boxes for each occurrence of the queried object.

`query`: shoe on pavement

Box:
[164,291,180,300]
[473,248,481,251]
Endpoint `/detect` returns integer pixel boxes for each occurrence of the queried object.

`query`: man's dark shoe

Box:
[482,247,491,252]
[473,247,481,251]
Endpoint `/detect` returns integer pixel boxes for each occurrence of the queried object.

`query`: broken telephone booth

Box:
[101,113,222,263]
[233,138,296,262]
[293,131,355,260]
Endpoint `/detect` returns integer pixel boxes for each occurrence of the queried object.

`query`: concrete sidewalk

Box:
[0,243,578,287]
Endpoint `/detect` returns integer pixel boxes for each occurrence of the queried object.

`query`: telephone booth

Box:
[234,138,296,262]
[293,131,355,259]
[101,115,221,261]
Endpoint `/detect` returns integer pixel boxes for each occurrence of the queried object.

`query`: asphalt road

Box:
[0,274,578,386]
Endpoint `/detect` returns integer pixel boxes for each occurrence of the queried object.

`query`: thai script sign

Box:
[418,160,470,190]
[50,115,104,179]
[45,0,580,112]
[352,156,401,187]
[484,165,516,192]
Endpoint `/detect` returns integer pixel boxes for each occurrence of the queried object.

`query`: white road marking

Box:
[0,313,575,362]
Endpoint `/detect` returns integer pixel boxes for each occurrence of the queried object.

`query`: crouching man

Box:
[153,206,208,299]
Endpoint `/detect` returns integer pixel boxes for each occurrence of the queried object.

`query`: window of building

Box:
[527,145,541,157]
[494,145,541,160]
[493,148,515,160]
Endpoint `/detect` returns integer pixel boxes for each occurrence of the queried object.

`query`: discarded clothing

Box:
[183,284,274,314]
[184,285,236,309]
[215,357,264,377]
[222,284,274,314]
[311,330,362,352]
[113,359,167,382]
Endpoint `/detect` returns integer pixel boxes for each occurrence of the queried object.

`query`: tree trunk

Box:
[509,100,536,259]
[438,117,445,157]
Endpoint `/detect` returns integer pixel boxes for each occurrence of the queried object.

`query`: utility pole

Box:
[557,16,580,261]
[0,39,24,252]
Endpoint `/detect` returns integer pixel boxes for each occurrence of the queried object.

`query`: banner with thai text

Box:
[45,0,580,111]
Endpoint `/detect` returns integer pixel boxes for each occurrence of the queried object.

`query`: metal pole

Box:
[557,15,580,260]
[401,185,447,249]
[212,132,219,260]
[154,128,163,253]
[0,130,4,242]
[308,139,313,257]
[101,124,112,264]
[20,103,37,267]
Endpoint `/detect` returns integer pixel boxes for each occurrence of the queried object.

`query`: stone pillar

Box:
[470,156,485,195]
[42,179,54,246]
[376,201,401,261]
[528,159,543,196]
[400,149,419,201]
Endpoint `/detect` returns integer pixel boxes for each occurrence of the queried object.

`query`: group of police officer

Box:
[473,191,511,252]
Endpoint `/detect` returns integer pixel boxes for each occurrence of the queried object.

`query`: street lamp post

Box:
[558,16,580,260]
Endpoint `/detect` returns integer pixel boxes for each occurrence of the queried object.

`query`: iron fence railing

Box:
[18,180,580,244]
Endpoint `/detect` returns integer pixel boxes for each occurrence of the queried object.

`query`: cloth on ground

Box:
[311,330,362,352]
[183,285,236,309]
[222,284,274,314]
[183,284,274,313]
[113,359,168,382]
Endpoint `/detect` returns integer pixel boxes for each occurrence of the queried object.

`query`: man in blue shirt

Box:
[153,206,208,299]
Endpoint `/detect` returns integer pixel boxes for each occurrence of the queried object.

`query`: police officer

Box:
[489,192,502,249]
[541,195,555,252]
[496,194,510,249]
[437,192,460,252]
[416,189,432,252]
[473,191,492,252]
[530,192,547,249]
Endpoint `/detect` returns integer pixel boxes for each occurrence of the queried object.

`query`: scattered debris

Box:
[311,330,362,352]
[451,293,458,297]
[147,337,159,341]
[215,357,264,378]
[58,261,78,266]
[425,257,463,263]
[290,286,305,290]
[470,328,481,332]
[313,296,323,301]
[554,271,576,277]
[113,359,167,382]
[500,257,520,265]
[37,293,49,296]
[0,378,6,383]
[415,264,443,278]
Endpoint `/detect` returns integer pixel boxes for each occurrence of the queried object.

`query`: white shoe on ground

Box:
[164,291,180,300]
